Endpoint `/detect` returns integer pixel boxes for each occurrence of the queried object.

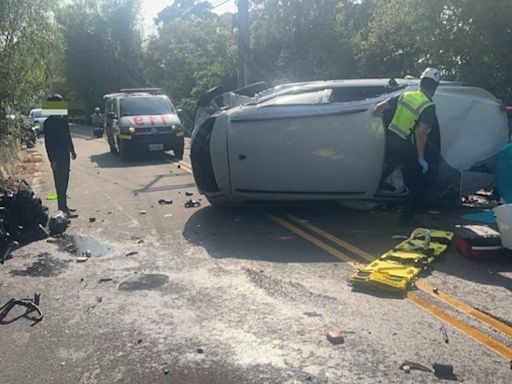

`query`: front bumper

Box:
[120,130,184,150]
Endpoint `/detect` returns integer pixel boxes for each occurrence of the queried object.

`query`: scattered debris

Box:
[440,325,449,344]
[327,331,345,345]
[137,338,143,344]
[0,293,43,324]
[49,211,70,236]
[98,278,112,283]
[196,348,204,354]
[162,366,170,375]
[89,217,96,223]
[399,361,432,373]
[185,199,201,208]
[76,256,88,263]
[96,296,103,303]
[125,251,138,257]
[433,287,439,294]
[140,210,147,215]
[303,311,322,317]
[84,250,92,258]
[433,363,457,380]
[158,199,173,205]
[137,239,145,245]
[185,192,193,196]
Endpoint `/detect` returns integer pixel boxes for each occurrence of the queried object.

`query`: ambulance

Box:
[103,88,185,161]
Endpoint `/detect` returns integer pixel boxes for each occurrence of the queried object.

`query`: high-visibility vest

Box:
[388,90,434,140]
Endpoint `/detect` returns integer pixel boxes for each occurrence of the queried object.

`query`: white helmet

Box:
[94,107,100,112]
[420,68,441,83]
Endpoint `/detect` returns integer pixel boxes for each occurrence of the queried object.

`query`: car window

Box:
[30,110,43,118]
[120,97,175,117]
[258,89,333,107]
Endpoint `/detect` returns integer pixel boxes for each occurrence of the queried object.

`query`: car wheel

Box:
[174,147,184,160]
[118,136,130,161]
[108,131,117,153]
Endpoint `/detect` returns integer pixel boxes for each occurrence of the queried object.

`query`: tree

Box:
[144,2,237,116]
[58,0,143,114]
[0,0,62,136]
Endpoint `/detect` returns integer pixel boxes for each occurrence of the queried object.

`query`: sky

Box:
[141,0,236,35]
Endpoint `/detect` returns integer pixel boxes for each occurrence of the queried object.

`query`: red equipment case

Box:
[453,225,503,260]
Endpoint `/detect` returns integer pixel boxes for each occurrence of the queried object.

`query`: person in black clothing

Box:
[43,94,77,215]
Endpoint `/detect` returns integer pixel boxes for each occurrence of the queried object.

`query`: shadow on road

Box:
[89,151,176,169]
[183,204,341,263]
[132,173,195,194]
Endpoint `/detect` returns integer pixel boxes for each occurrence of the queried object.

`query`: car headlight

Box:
[128,127,136,133]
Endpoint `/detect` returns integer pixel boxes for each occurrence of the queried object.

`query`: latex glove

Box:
[419,158,429,174]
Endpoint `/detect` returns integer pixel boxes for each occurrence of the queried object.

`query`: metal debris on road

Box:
[433,363,457,380]
[184,199,201,208]
[441,325,450,344]
[0,293,43,324]
[158,199,173,205]
[399,361,432,373]
[327,331,345,345]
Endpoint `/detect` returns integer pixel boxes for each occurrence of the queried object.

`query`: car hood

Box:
[119,114,180,128]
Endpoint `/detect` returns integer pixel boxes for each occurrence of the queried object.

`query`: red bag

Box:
[453,225,503,260]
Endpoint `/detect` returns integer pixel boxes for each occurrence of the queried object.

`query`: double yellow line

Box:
[267,213,512,361]
[177,160,512,360]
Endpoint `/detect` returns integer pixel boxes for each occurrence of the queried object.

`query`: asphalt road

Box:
[0,124,511,383]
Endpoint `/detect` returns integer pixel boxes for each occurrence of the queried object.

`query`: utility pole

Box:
[237,0,249,88]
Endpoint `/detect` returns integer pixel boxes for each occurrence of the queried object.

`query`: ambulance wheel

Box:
[174,147,184,160]
[108,132,117,153]
[118,137,130,161]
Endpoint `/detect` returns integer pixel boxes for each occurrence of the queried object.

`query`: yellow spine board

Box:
[349,229,453,293]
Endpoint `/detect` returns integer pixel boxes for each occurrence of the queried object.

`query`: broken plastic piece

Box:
[327,331,345,345]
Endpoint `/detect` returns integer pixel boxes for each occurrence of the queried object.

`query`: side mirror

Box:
[107,112,116,119]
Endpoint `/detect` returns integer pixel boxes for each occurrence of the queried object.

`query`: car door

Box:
[227,90,386,198]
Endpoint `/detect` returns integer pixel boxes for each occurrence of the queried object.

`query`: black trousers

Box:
[50,154,70,211]
[386,133,426,216]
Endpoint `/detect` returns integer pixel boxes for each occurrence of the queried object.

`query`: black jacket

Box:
[43,116,75,161]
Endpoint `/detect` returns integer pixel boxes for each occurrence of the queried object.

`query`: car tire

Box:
[108,131,117,153]
[118,136,130,161]
[174,147,184,160]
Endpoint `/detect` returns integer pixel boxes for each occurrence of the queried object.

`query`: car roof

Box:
[103,88,167,100]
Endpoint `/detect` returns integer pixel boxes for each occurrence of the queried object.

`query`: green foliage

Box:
[144,2,237,117]
[0,0,61,137]
[3,0,512,138]
[58,0,144,114]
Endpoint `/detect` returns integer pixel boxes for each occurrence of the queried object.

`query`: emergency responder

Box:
[43,94,77,216]
[373,68,442,223]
